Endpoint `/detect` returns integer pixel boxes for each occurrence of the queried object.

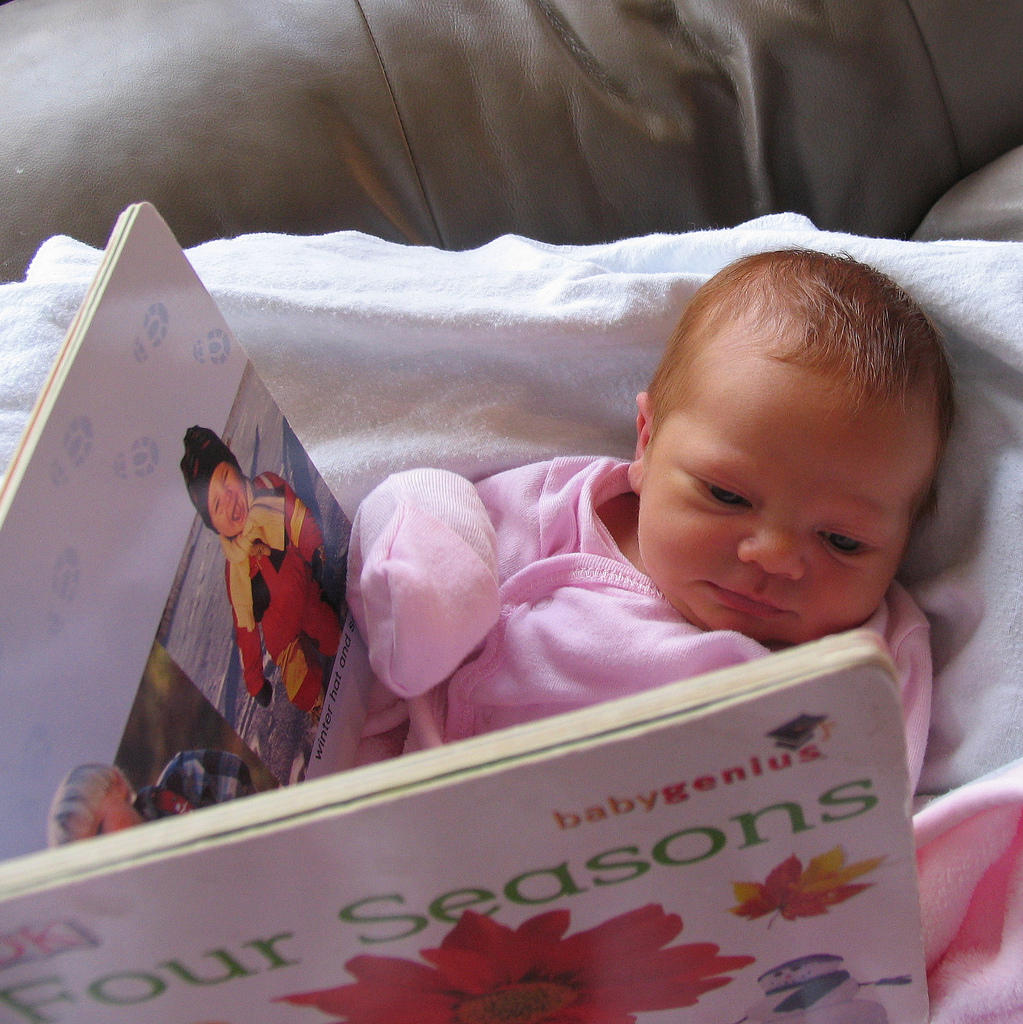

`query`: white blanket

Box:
[2,213,1022,1021]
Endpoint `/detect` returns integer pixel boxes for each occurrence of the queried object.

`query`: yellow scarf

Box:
[220,480,288,632]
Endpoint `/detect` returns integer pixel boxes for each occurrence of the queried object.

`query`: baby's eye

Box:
[708,484,750,507]
[822,532,862,554]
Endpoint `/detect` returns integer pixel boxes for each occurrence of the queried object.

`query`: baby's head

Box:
[628,249,953,647]
[47,764,144,845]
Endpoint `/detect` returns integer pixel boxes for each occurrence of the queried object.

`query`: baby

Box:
[347,249,954,783]
[47,751,257,845]
[47,764,144,844]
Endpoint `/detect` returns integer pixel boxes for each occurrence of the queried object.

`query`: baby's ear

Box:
[629,393,653,493]
[633,392,653,461]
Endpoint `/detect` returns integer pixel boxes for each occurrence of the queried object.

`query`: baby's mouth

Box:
[707,582,788,619]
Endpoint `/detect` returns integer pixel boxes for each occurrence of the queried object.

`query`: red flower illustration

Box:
[280,904,754,1023]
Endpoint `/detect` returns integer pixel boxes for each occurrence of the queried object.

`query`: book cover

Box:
[0,204,371,860]
[0,632,928,1023]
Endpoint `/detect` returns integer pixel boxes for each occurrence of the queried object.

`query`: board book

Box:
[0,204,928,1023]
[0,203,372,862]
[0,629,927,1022]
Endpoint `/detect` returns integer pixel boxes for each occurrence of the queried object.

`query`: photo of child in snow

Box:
[42,364,352,845]
[179,422,341,717]
[106,364,352,798]
[154,364,350,786]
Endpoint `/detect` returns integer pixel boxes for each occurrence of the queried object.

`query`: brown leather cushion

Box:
[1,0,1021,281]
[914,146,1023,242]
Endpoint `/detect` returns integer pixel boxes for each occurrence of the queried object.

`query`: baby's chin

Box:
[668,584,871,650]
[697,609,842,651]
[744,619,870,652]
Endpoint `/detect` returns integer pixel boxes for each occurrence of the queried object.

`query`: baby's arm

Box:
[347,468,501,700]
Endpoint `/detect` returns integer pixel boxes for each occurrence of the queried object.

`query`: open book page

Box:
[0,204,371,860]
[0,632,928,1023]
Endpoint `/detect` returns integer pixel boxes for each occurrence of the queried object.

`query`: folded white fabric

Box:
[2,212,1022,800]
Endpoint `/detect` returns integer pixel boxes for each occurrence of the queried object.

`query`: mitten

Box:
[348,469,501,699]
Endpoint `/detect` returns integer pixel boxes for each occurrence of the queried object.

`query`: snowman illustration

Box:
[734,953,911,1023]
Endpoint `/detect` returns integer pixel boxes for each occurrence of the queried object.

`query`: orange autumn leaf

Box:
[730,846,884,923]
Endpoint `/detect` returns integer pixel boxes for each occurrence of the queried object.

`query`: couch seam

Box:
[349,0,445,246]
[528,0,634,103]
[900,0,963,177]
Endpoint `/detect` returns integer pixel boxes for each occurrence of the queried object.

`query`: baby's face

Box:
[96,781,144,836]
[628,330,939,647]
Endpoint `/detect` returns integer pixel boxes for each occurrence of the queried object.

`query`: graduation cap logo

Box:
[766,713,829,750]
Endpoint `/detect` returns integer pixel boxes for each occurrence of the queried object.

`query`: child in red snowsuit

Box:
[181,426,340,712]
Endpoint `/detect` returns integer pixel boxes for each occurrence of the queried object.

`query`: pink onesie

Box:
[347,457,932,785]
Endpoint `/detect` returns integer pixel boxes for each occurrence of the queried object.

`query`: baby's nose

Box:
[737,528,805,579]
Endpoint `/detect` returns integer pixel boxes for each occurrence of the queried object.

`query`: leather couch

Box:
[2,0,1022,282]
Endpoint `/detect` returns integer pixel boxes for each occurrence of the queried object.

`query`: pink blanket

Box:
[915,759,1023,1021]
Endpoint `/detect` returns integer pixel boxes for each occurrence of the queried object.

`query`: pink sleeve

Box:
[347,469,501,699]
[877,582,934,793]
[474,460,551,571]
